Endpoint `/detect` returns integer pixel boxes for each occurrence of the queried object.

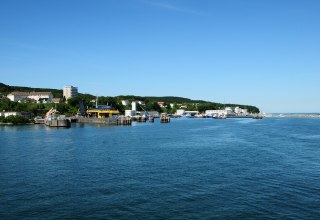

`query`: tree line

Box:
[0,82,260,116]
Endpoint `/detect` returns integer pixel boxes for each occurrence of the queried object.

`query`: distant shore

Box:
[264,113,320,118]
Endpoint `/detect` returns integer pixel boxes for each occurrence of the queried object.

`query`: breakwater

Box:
[264,113,320,118]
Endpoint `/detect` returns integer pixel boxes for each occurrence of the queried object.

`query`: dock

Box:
[160,113,170,123]
[45,118,71,127]
[76,116,132,125]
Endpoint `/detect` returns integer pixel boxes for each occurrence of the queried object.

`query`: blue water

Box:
[1,118,320,219]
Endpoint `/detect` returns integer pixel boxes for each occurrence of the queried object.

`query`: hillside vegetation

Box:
[0,82,260,114]
[0,83,63,98]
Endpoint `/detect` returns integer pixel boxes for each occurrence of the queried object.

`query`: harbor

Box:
[2,117,320,219]
[6,84,320,128]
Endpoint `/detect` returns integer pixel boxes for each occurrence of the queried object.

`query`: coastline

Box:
[264,113,320,118]
[0,122,35,125]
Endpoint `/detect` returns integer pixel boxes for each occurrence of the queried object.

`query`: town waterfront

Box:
[1,118,320,219]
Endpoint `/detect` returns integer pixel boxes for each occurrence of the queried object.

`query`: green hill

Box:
[0,82,260,113]
[0,82,63,98]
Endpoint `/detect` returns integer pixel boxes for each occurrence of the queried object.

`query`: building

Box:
[121,100,129,106]
[205,107,234,116]
[1,111,32,119]
[176,109,185,116]
[87,108,120,118]
[7,92,53,103]
[63,86,78,100]
[234,107,248,115]
[131,101,137,111]
[157,102,165,107]
[52,98,61,104]
[185,111,199,116]
[146,111,159,117]
[125,110,136,117]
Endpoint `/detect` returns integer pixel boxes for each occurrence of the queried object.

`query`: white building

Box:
[241,109,248,115]
[3,112,21,117]
[52,98,61,104]
[121,100,129,106]
[234,106,248,115]
[147,111,160,117]
[63,86,78,100]
[157,102,165,107]
[7,92,53,103]
[131,101,137,111]
[176,109,185,116]
[185,111,199,116]
[1,111,31,119]
[205,107,234,116]
[125,110,136,117]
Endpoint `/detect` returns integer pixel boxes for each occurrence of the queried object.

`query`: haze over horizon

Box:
[1,0,319,113]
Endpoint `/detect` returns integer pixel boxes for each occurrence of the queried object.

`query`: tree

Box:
[146,101,162,112]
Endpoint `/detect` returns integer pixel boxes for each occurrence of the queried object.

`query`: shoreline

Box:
[264,113,320,118]
[0,122,35,125]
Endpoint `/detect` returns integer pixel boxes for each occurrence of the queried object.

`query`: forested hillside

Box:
[0,83,260,113]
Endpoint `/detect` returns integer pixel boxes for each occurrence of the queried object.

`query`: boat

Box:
[213,114,226,119]
[34,116,45,124]
[253,114,263,119]
[181,113,193,118]
[44,108,71,127]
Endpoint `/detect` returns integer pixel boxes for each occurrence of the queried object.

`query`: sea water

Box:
[1,118,320,219]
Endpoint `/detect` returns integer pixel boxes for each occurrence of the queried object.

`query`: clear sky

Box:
[0,0,319,113]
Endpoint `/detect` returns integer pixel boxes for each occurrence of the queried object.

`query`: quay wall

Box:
[77,117,118,125]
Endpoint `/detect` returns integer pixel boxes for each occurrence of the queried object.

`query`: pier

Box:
[45,118,71,127]
[77,117,118,125]
[117,116,132,125]
[160,113,170,123]
[136,116,147,122]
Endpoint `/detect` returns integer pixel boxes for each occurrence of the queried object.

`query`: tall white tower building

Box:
[63,86,78,100]
[132,101,137,111]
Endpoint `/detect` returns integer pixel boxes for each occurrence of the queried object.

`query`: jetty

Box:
[160,113,170,123]
[76,116,132,126]
[44,108,71,128]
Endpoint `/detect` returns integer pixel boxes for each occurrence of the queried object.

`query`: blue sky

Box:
[0,0,319,113]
